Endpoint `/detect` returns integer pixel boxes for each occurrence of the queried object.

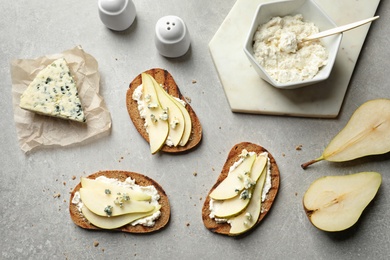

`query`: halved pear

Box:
[81,204,160,229]
[141,73,169,154]
[212,154,267,218]
[209,153,257,200]
[80,188,154,217]
[81,177,151,201]
[303,171,381,232]
[148,74,185,147]
[229,165,267,235]
[302,99,390,169]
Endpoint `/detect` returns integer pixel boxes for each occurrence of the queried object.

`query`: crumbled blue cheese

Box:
[19,58,86,122]
[114,192,130,208]
[239,189,251,200]
[170,117,180,129]
[150,114,158,123]
[244,177,256,189]
[104,205,113,216]
[159,108,169,121]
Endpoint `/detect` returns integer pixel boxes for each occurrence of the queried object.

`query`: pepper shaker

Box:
[98,0,136,31]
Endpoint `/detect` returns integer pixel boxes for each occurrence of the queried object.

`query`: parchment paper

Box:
[11,46,112,153]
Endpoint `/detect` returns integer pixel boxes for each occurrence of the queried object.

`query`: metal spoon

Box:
[302,16,379,42]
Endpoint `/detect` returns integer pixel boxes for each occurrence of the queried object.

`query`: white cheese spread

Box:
[252,14,328,84]
[72,176,161,227]
[262,155,272,203]
[228,149,256,174]
[71,191,83,212]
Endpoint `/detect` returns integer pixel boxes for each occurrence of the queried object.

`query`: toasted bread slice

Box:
[69,170,170,233]
[126,68,202,153]
[202,142,280,236]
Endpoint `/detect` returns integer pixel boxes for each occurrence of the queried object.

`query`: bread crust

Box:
[69,170,170,233]
[126,68,202,153]
[202,142,280,236]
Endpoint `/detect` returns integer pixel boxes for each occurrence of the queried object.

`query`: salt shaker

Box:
[154,15,191,58]
[98,0,136,31]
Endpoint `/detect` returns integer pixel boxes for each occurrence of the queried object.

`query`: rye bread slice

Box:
[126,68,202,153]
[69,170,170,233]
[202,142,280,236]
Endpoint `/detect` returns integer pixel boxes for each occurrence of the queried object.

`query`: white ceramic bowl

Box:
[243,0,342,89]
[154,15,191,58]
[98,0,136,31]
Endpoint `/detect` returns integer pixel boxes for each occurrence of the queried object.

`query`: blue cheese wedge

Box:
[19,58,86,122]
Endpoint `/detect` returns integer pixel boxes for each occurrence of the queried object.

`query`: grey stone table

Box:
[1,0,389,259]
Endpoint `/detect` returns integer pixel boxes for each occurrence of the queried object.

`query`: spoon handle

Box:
[302,16,379,42]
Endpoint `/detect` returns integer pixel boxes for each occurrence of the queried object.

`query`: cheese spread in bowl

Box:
[244,0,342,89]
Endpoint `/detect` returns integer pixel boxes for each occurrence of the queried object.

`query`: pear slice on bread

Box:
[126,68,202,154]
[69,170,170,233]
[202,142,280,236]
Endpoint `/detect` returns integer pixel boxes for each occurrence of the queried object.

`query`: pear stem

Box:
[301,159,319,169]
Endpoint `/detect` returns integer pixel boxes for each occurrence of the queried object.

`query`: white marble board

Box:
[209,0,381,118]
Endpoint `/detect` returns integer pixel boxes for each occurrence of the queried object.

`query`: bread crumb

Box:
[93,241,99,247]
[295,145,302,151]
[185,96,192,103]
[192,79,197,84]
[63,181,66,186]
[53,193,61,198]
[72,175,76,180]
[282,153,285,157]
[193,172,197,177]
[186,223,190,227]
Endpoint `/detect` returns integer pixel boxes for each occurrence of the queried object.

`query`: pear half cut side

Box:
[302,99,390,169]
[303,171,381,232]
